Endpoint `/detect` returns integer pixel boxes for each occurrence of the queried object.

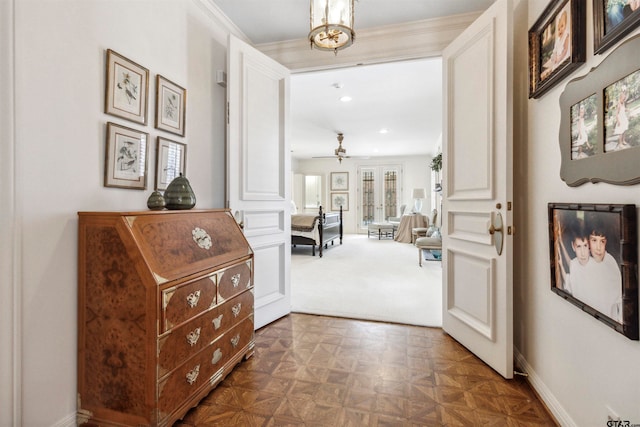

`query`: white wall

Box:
[294,155,432,233]
[517,1,640,425]
[6,0,231,425]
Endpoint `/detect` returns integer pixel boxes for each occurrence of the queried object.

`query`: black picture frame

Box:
[548,203,638,340]
[594,0,640,54]
[529,0,586,99]
[559,34,640,186]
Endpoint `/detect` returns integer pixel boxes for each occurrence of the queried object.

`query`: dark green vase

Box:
[146,191,166,210]
[164,174,196,210]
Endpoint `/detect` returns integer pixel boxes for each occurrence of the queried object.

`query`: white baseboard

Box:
[514,348,576,427]
[51,412,76,427]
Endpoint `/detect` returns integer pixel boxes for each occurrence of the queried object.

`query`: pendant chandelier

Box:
[309,0,355,55]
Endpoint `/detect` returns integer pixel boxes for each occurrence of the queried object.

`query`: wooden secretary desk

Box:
[77,209,254,426]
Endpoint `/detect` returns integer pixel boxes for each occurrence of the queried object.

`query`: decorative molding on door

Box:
[446,248,496,341]
[447,210,493,245]
[242,210,284,237]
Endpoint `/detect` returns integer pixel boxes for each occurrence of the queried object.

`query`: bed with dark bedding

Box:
[291,206,343,257]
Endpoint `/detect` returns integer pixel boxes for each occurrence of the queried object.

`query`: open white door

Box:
[442,0,514,378]
[227,35,291,329]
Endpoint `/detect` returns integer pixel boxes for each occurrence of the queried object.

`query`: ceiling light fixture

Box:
[339,95,352,102]
[334,132,346,163]
[309,0,355,55]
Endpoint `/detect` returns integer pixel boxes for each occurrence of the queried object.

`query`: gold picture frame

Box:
[104,49,149,125]
[155,75,186,136]
[104,122,149,190]
[155,137,187,191]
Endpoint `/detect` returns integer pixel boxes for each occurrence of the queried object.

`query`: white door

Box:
[441,0,514,378]
[227,35,291,329]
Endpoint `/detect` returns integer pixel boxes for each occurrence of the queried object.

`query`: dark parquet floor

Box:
[177,313,557,426]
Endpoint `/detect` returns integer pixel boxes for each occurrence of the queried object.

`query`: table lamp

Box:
[412,188,425,213]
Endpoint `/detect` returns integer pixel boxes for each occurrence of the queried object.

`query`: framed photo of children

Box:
[558,34,640,186]
[593,0,640,54]
[528,0,586,99]
[548,203,638,340]
[104,122,149,190]
[155,75,186,136]
[105,49,149,125]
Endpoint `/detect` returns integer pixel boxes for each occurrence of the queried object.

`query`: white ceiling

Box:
[211,0,496,159]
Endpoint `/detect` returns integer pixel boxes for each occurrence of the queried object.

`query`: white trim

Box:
[0,0,20,425]
[192,0,252,44]
[255,12,482,72]
[514,348,576,427]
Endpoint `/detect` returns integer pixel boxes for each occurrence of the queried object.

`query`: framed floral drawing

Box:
[155,75,186,136]
[105,49,149,125]
[104,122,149,190]
[330,172,348,190]
[593,0,640,54]
[331,192,349,211]
[528,0,586,99]
[155,137,187,191]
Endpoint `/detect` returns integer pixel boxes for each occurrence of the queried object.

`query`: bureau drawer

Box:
[218,261,252,302]
[158,305,222,378]
[157,316,254,416]
[157,290,253,376]
[218,289,254,332]
[161,274,216,332]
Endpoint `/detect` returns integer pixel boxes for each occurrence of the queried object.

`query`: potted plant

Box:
[430,153,442,192]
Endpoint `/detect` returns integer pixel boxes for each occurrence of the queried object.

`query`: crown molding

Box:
[255,12,482,72]
[193,0,251,44]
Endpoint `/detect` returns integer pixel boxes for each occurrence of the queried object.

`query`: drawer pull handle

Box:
[186,328,201,346]
[230,334,240,348]
[231,273,241,288]
[192,227,212,250]
[232,303,242,318]
[186,365,200,385]
[186,290,201,308]
[212,348,222,364]
[212,314,223,330]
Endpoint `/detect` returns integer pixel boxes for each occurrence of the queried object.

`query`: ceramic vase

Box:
[146,191,166,210]
[164,174,196,210]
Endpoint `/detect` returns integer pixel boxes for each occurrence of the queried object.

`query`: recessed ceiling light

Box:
[339,96,352,102]
[379,128,389,134]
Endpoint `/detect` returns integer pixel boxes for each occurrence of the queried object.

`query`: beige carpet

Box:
[291,233,442,327]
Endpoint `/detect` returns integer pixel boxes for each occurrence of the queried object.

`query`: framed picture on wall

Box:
[155,75,186,136]
[105,49,149,125]
[155,137,187,191]
[548,203,638,340]
[558,34,640,186]
[593,0,640,54]
[330,172,348,190]
[104,122,149,190]
[528,0,586,99]
[331,192,349,211]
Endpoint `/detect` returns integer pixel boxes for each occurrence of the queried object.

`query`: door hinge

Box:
[226,101,230,125]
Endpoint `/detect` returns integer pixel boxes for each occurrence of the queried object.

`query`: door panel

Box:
[442,0,513,379]
[227,35,291,330]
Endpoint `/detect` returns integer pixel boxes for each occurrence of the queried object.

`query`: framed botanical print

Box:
[155,137,187,191]
[104,122,149,190]
[331,192,349,211]
[105,49,149,125]
[155,75,186,136]
[528,0,586,98]
[330,172,348,190]
[593,0,640,54]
